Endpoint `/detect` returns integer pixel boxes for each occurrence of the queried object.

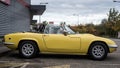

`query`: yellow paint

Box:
[4,32,117,55]
[43,34,81,52]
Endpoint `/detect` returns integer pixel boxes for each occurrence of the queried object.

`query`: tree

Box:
[107,8,120,37]
[95,19,108,36]
[85,23,96,34]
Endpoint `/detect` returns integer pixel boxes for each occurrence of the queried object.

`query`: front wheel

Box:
[19,41,39,58]
[88,42,108,60]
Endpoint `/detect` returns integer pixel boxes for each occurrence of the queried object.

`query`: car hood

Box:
[70,33,111,41]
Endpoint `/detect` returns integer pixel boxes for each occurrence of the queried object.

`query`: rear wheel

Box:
[88,42,108,60]
[19,41,39,58]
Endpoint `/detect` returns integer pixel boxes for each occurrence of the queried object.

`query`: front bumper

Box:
[109,45,118,48]
[108,45,118,53]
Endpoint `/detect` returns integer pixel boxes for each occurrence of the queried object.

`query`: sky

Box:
[31,0,120,25]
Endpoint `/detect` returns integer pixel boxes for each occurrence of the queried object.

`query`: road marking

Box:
[101,64,120,66]
[0,61,30,68]
[43,64,70,68]
[20,62,30,68]
[9,63,24,68]
[0,61,10,63]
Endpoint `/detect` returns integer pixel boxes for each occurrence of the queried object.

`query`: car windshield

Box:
[44,24,75,34]
[64,25,75,34]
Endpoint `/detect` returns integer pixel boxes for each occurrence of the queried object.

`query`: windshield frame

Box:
[64,25,76,34]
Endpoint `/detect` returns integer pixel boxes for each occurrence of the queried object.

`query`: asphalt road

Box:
[0,39,120,68]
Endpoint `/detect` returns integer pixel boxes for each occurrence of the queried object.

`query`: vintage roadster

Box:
[3,24,118,60]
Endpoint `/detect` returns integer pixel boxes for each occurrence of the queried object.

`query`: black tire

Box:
[19,41,39,58]
[88,42,108,60]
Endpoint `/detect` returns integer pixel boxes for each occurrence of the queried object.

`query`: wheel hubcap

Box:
[22,43,34,56]
[92,45,105,58]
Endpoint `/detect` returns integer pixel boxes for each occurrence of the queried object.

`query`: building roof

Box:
[30,5,46,15]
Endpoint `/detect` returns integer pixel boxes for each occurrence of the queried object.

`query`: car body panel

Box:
[43,34,81,52]
[4,32,117,55]
[3,24,118,56]
[79,34,116,53]
[4,33,46,51]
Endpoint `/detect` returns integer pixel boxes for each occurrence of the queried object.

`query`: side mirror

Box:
[63,30,68,36]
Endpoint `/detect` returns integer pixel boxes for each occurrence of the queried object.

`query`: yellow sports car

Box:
[3,24,118,60]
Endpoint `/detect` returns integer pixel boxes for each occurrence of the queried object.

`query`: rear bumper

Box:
[3,42,17,50]
[3,42,14,45]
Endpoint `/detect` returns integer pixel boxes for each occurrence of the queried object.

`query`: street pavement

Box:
[0,39,120,68]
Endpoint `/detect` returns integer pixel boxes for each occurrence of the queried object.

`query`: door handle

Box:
[43,35,49,37]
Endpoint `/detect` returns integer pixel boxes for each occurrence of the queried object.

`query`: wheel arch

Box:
[87,41,110,54]
[18,39,40,52]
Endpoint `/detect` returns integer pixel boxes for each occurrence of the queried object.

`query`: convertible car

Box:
[3,24,118,60]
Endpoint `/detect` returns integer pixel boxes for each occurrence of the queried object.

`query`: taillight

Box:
[2,36,5,43]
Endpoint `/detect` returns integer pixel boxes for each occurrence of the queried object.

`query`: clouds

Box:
[31,0,120,25]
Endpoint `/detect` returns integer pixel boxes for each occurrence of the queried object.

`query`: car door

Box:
[43,34,81,52]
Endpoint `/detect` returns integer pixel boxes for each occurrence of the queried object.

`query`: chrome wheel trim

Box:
[22,43,34,56]
[92,45,105,58]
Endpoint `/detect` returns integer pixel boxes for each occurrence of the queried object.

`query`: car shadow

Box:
[5,51,119,62]
[8,51,89,60]
[38,54,88,60]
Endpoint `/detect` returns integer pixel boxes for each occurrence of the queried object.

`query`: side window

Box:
[49,26,60,34]
[57,27,64,34]
[54,26,60,34]
[44,25,58,34]
[44,25,63,34]
[44,26,49,34]
[49,27,55,34]
[44,25,75,34]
